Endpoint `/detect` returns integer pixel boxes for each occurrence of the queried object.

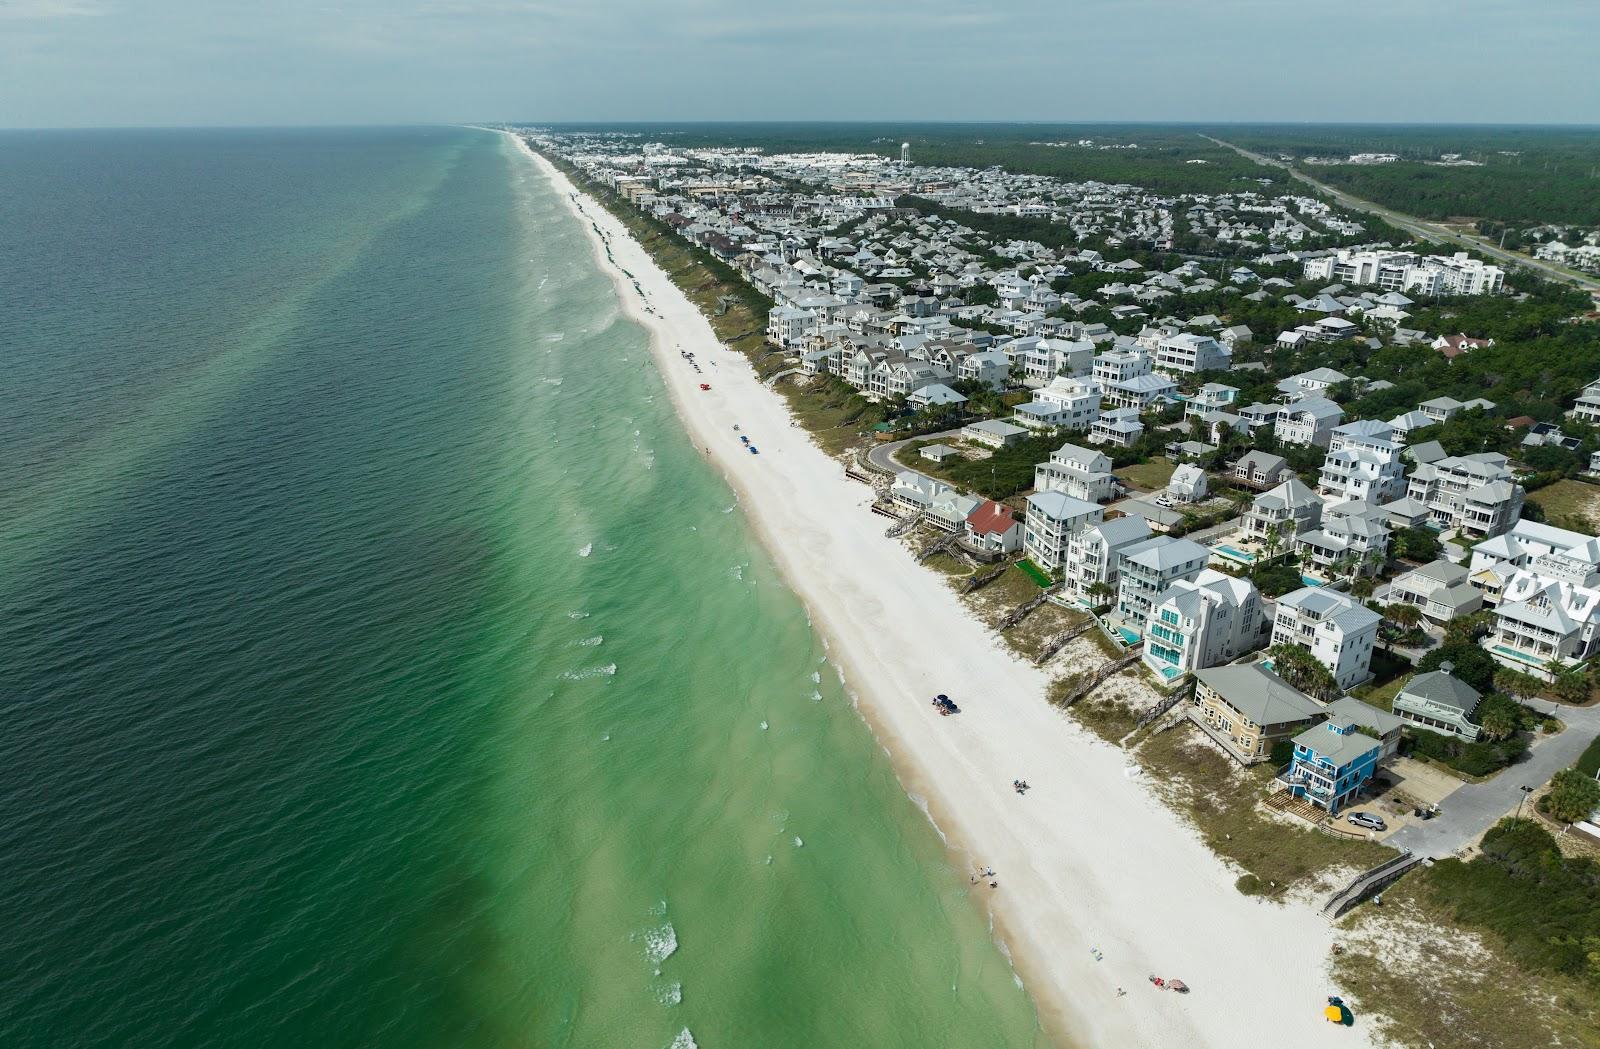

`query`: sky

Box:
[3,0,1599,128]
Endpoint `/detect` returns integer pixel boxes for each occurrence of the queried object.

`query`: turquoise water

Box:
[0,128,1046,1048]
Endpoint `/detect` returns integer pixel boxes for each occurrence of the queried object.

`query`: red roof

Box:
[966,500,1017,536]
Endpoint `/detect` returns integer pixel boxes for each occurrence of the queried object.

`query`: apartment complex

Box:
[1303,249,1505,296]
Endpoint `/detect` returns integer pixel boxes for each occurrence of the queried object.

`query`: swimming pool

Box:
[1117,627,1141,647]
[1301,575,1324,587]
[1214,544,1257,563]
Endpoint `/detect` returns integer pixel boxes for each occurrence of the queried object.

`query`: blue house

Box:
[1283,716,1382,815]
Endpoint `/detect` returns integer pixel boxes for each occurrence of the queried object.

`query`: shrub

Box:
[1545,769,1600,824]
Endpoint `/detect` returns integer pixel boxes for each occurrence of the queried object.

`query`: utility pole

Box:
[1515,784,1534,820]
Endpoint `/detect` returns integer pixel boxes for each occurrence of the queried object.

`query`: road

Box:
[1204,136,1600,295]
[1387,701,1600,858]
[865,427,966,477]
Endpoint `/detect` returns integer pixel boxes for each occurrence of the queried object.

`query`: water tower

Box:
[900,142,910,166]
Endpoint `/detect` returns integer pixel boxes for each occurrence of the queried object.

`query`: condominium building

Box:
[1303,249,1505,296]
[1271,586,1383,690]
[1406,452,1524,539]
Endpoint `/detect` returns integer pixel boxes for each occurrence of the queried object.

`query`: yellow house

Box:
[1189,664,1325,764]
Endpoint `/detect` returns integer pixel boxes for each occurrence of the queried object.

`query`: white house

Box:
[1034,442,1118,503]
[1088,406,1144,448]
[1115,535,1211,632]
[1062,515,1153,603]
[1271,586,1382,690]
[962,419,1029,449]
[1275,398,1344,448]
[1144,570,1263,680]
[1023,491,1104,572]
[1406,452,1525,539]
[1317,419,1407,504]
[1243,477,1323,543]
[1153,333,1232,375]
[1296,500,1392,577]
[1014,376,1102,431]
[1167,463,1208,503]
[1469,520,1600,680]
[958,350,1011,390]
[890,471,952,516]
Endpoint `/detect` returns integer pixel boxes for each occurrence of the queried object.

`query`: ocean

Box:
[0,126,1047,1048]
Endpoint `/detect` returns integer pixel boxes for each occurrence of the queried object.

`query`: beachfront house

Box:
[965,500,1023,554]
[908,383,968,410]
[1062,516,1153,605]
[1034,443,1118,503]
[1327,696,1406,762]
[890,471,952,517]
[1282,717,1383,815]
[1143,570,1263,681]
[1391,664,1483,740]
[1115,535,1210,633]
[1023,491,1104,573]
[1270,586,1382,690]
[1189,664,1325,765]
[926,491,984,533]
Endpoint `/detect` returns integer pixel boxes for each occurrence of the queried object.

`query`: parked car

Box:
[1347,812,1386,832]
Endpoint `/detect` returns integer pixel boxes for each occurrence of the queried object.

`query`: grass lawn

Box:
[1353,650,1413,712]
[1114,456,1176,492]
[1136,724,1396,896]
[1016,559,1052,588]
[1527,478,1600,531]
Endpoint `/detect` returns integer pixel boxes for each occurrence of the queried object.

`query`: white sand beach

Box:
[514,133,1373,1049]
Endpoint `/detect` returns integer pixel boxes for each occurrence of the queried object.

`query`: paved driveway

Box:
[1388,701,1600,858]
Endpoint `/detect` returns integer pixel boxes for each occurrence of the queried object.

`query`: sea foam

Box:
[561,664,616,681]
[668,1030,698,1049]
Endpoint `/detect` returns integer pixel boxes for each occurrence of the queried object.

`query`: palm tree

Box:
[1385,603,1424,630]
[1551,662,1591,706]
[1263,523,1283,563]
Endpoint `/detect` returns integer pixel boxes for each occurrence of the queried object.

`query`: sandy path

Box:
[511,133,1371,1049]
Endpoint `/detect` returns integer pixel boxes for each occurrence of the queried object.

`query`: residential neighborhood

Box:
[533,128,1600,1031]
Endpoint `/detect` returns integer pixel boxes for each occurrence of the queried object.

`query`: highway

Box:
[1204,136,1600,295]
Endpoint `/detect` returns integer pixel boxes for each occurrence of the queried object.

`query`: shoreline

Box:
[507,131,1372,1049]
